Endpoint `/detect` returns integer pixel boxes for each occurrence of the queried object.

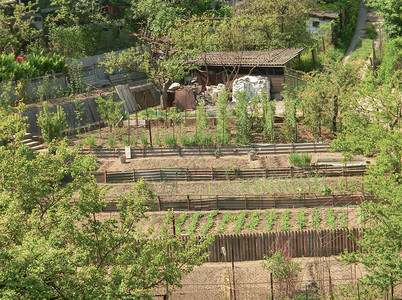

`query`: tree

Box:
[234,91,251,145]
[100,37,195,109]
[364,0,402,37]
[0,108,213,299]
[216,89,230,145]
[0,2,41,56]
[36,101,68,143]
[94,94,123,132]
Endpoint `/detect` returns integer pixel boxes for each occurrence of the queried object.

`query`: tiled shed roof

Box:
[195,48,304,67]
[309,10,340,19]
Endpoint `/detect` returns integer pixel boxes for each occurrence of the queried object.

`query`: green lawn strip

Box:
[296,210,308,230]
[245,211,261,232]
[186,212,203,235]
[279,210,291,231]
[265,210,278,232]
[234,211,247,233]
[200,210,219,235]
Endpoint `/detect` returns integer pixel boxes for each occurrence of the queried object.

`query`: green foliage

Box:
[296,210,307,230]
[377,37,402,84]
[282,88,298,142]
[200,210,218,235]
[163,134,178,147]
[196,100,208,134]
[289,152,312,167]
[108,137,117,148]
[311,208,322,230]
[365,24,378,39]
[279,210,291,231]
[338,212,347,228]
[36,102,67,143]
[234,91,252,145]
[216,89,230,145]
[67,59,85,94]
[365,0,401,37]
[234,211,247,233]
[0,52,65,82]
[245,211,261,231]
[265,210,278,232]
[262,94,276,142]
[261,251,301,298]
[335,0,360,52]
[218,212,233,234]
[95,95,123,131]
[140,133,149,147]
[325,209,337,229]
[187,212,203,235]
[175,212,188,235]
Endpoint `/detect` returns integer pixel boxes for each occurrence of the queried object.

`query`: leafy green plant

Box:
[234,211,247,233]
[108,137,117,148]
[187,212,203,235]
[279,210,291,231]
[200,210,218,235]
[218,212,233,234]
[36,102,67,143]
[163,134,177,147]
[130,135,138,147]
[265,210,278,232]
[289,153,312,167]
[175,212,188,235]
[365,24,377,39]
[245,211,261,231]
[338,212,347,228]
[84,135,96,148]
[140,133,148,147]
[95,95,122,132]
[234,91,252,145]
[122,135,129,146]
[311,209,322,230]
[296,211,307,230]
[325,209,336,229]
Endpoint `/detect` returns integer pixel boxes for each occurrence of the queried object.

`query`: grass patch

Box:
[289,152,312,167]
[245,211,261,231]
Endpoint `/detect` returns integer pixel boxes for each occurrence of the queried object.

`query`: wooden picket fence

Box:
[101,193,373,212]
[100,165,366,184]
[202,228,362,262]
[79,142,330,158]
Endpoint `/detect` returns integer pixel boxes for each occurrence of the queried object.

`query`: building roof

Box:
[309,10,340,19]
[195,48,304,68]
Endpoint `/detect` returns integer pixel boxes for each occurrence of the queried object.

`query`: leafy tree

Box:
[364,0,402,37]
[36,101,67,143]
[234,91,251,145]
[0,109,213,299]
[95,94,123,132]
[0,2,41,56]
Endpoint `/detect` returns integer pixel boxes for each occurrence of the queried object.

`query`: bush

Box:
[365,24,378,39]
[36,102,67,143]
[84,135,96,148]
[108,137,117,148]
[289,153,312,167]
[140,134,148,147]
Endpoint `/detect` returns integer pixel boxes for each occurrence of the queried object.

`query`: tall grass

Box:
[289,153,312,167]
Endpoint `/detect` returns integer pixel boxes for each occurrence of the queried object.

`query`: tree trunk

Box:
[160,81,172,110]
[332,97,338,134]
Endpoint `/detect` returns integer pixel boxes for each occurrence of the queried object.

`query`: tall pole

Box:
[231,247,236,300]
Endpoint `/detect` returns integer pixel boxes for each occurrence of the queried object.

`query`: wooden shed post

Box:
[104,170,107,183]
[187,195,191,210]
[157,196,161,211]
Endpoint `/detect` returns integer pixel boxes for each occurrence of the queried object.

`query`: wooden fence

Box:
[101,193,373,212]
[203,228,362,262]
[100,165,366,184]
[79,142,331,158]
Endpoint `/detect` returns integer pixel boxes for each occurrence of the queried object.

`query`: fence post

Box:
[133,169,135,182]
[187,195,191,210]
[186,168,188,181]
[211,168,214,180]
[104,170,107,183]
[157,196,161,211]
[245,195,247,209]
[270,272,274,300]
[160,169,162,182]
[216,195,219,210]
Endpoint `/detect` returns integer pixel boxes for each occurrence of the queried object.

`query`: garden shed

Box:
[194,48,304,99]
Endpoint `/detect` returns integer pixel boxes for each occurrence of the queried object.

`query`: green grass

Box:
[245,211,261,231]
[187,212,203,235]
[234,211,247,233]
[218,212,233,234]
[265,210,278,232]
[200,210,218,235]
[296,210,308,230]
[289,152,312,167]
[348,39,373,62]
[279,210,291,231]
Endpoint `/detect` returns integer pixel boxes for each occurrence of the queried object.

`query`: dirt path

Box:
[344,0,368,62]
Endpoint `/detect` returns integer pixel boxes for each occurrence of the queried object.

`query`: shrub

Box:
[85,135,96,148]
[140,133,148,147]
[108,137,117,148]
[122,135,129,146]
[289,152,312,167]
[36,102,67,143]
[365,24,377,39]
